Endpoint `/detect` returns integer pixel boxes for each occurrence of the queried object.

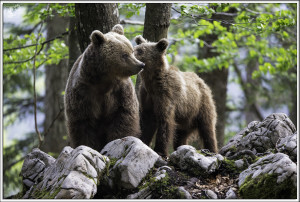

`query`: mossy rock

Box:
[239,173,297,199]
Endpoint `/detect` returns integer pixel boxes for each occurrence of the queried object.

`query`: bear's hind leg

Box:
[173,129,190,151]
[140,109,157,146]
[197,112,218,153]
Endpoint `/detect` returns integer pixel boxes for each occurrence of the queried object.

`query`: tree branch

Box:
[120,19,144,25]
[172,6,255,31]
[3,30,70,52]
[33,4,50,148]
[4,156,26,171]
[43,107,64,138]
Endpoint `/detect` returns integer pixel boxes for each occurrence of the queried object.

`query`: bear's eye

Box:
[122,53,129,59]
[137,49,143,55]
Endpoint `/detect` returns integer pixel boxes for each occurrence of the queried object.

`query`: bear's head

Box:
[89,24,145,78]
[134,35,169,70]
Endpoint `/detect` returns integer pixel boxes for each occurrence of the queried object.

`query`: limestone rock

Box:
[101,136,159,189]
[21,148,55,189]
[176,186,192,199]
[205,189,218,199]
[276,132,297,162]
[225,188,237,199]
[22,146,109,199]
[220,113,296,159]
[169,145,223,175]
[238,153,297,199]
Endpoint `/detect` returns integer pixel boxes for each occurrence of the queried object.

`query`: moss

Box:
[239,173,297,199]
[32,185,62,199]
[57,175,67,183]
[105,157,118,176]
[138,167,156,190]
[196,149,214,156]
[138,170,179,199]
[228,145,237,153]
[82,172,97,185]
[223,158,236,170]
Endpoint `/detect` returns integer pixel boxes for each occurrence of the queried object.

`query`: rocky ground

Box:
[11,113,298,199]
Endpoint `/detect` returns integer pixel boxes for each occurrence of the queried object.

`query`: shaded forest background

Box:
[2,3,297,197]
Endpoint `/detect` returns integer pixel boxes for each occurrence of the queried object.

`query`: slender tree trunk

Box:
[288,67,297,127]
[245,57,263,123]
[75,3,119,52]
[198,65,228,150]
[42,12,69,154]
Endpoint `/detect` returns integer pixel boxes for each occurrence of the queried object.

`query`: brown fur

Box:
[134,35,218,156]
[64,25,144,152]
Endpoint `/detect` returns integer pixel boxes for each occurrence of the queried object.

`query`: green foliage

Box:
[118,3,145,18]
[171,3,297,77]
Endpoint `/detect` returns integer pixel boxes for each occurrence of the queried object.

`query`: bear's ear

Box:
[135,35,146,45]
[111,24,124,35]
[156,38,169,52]
[90,30,106,45]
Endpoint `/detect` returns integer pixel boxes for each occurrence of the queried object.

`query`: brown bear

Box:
[134,35,218,156]
[64,24,145,152]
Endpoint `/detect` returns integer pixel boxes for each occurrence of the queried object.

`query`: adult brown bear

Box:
[64,25,144,152]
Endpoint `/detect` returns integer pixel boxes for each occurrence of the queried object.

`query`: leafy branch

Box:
[3,30,70,52]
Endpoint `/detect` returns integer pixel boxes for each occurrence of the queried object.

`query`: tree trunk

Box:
[288,67,297,127]
[198,66,228,150]
[68,16,81,73]
[197,9,237,149]
[75,3,119,52]
[42,12,69,154]
[143,3,171,41]
[245,57,263,123]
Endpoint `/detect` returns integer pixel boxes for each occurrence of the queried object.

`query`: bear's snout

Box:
[139,62,145,69]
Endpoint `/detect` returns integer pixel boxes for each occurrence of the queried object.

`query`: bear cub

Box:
[134,35,218,156]
[64,24,144,152]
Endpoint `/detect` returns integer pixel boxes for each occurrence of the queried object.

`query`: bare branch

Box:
[33,4,50,148]
[43,107,64,138]
[172,6,255,32]
[4,156,26,170]
[120,19,144,25]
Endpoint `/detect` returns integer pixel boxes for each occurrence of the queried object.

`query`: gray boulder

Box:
[176,186,192,199]
[276,132,297,162]
[22,146,109,199]
[169,145,224,175]
[100,136,159,190]
[225,188,237,199]
[205,189,218,199]
[238,152,297,199]
[21,148,55,188]
[220,113,296,158]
